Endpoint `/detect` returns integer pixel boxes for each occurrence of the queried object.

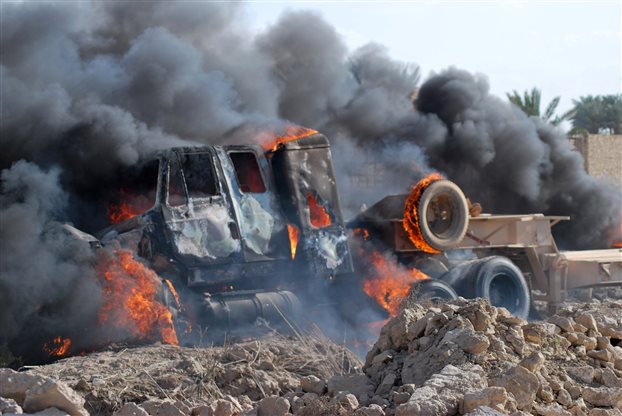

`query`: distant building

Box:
[570,134,622,186]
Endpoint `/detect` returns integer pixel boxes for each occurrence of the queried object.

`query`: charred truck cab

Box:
[88,128,622,333]
[96,134,353,330]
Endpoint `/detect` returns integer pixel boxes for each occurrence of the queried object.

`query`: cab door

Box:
[162,149,243,266]
[217,146,291,262]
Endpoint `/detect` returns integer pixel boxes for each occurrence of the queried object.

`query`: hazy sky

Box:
[246,1,621,115]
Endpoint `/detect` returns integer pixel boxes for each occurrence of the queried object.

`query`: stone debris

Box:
[0,369,87,416]
[2,298,621,416]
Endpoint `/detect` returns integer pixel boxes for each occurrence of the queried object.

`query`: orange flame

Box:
[403,173,444,254]
[108,192,153,224]
[287,224,300,259]
[353,227,370,240]
[43,336,72,357]
[362,250,429,316]
[612,219,622,248]
[164,279,180,308]
[98,250,178,346]
[261,125,318,151]
[108,201,143,224]
[308,193,331,228]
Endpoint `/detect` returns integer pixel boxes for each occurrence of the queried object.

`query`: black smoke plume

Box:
[1,2,620,357]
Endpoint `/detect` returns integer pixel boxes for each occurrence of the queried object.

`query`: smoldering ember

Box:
[1,2,622,416]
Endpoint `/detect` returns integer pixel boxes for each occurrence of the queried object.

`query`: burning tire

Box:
[416,179,469,251]
[440,256,531,319]
[410,279,457,301]
[404,176,469,253]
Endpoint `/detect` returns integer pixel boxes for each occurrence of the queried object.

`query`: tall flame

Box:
[308,193,331,228]
[43,336,72,357]
[98,250,178,346]
[164,279,181,308]
[403,173,444,254]
[287,224,300,259]
[362,250,429,316]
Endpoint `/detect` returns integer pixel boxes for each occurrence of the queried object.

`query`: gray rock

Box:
[597,336,610,350]
[464,406,506,415]
[549,316,575,333]
[0,397,23,414]
[141,400,186,416]
[371,350,394,366]
[212,400,241,416]
[375,373,396,396]
[391,391,411,405]
[25,408,71,416]
[492,364,540,411]
[22,378,87,416]
[582,386,622,408]
[0,369,43,404]
[556,389,572,407]
[113,403,149,416]
[396,364,487,416]
[354,404,385,416]
[461,387,508,414]
[601,368,622,388]
[300,375,326,395]
[327,374,373,403]
[584,337,598,351]
[520,352,545,373]
[334,393,359,412]
[442,328,490,354]
[532,403,572,416]
[588,349,612,362]
[576,314,598,332]
[566,365,595,384]
[257,397,289,416]
[588,409,622,416]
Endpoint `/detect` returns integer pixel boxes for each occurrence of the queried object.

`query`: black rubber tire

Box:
[443,256,531,319]
[411,279,458,301]
[417,180,469,251]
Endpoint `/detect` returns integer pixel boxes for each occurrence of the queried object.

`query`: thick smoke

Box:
[1,2,620,356]
[0,162,102,354]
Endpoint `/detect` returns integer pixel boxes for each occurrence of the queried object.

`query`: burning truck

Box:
[60,128,622,349]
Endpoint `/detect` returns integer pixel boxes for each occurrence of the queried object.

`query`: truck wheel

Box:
[416,180,469,251]
[411,279,457,301]
[444,256,531,319]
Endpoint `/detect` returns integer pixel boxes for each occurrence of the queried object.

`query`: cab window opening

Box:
[229,151,266,194]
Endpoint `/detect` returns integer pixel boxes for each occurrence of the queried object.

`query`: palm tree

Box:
[506,88,573,126]
[570,95,622,134]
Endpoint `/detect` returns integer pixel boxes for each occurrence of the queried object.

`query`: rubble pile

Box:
[356,298,622,416]
[2,299,622,416]
[1,336,360,416]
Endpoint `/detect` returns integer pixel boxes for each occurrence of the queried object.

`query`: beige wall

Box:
[571,135,622,186]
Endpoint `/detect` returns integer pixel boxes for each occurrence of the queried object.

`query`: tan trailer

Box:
[371,213,622,312]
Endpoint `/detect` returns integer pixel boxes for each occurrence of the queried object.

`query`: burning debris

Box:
[403,173,444,254]
[42,337,72,358]
[97,250,178,346]
[362,251,429,316]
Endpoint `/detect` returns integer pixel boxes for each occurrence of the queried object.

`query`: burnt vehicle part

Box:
[410,279,458,302]
[190,290,302,329]
[439,256,531,318]
[271,134,354,278]
[353,181,622,314]
[93,135,354,333]
[409,179,469,251]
